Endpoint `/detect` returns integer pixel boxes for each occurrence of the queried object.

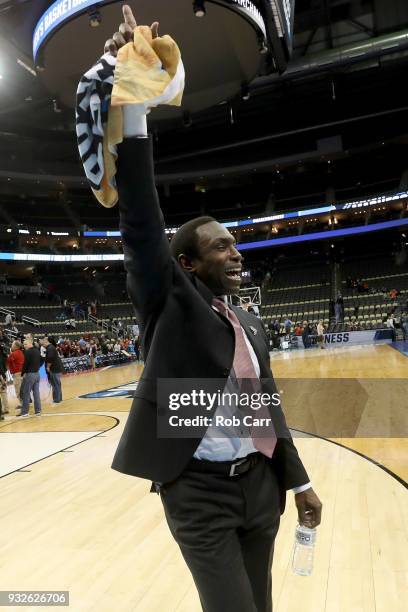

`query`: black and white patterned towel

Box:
[75,52,116,195]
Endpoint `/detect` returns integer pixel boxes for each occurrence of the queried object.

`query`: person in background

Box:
[0,347,8,417]
[100,337,109,355]
[294,322,303,336]
[386,314,396,341]
[89,341,97,369]
[6,340,24,413]
[302,320,311,349]
[18,336,42,417]
[335,294,344,322]
[284,317,292,334]
[401,313,408,341]
[386,314,395,329]
[41,336,64,404]
[133,337,141,361]
[316,320,326,350]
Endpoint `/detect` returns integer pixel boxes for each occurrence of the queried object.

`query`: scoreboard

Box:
[262,0,296,72]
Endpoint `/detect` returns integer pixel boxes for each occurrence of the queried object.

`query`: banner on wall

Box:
[290,329,394,349]
[33,0,268,61]
[33,0,105,59]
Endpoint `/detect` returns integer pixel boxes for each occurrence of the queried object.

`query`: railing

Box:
[21,315,40,327]
[98,319,119,336]
[61,351,134,374]
[89,314,118,336]
[4,328,18,341]
[0,307,15,318]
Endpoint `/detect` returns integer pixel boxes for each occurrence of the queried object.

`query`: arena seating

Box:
[340,255,408,327]
[257,252,407,333]
[260,262,331,326]
[0,300,136,340]
[1,252,407,339]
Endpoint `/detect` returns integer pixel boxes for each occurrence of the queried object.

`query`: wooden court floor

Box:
[0,344,407,611]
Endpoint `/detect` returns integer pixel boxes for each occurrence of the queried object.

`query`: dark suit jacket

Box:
[111,137,309,513]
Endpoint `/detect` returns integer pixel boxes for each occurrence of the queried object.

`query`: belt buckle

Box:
[229,457,247,477]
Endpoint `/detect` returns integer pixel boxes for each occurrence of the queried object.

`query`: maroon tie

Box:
[213,298,277,458]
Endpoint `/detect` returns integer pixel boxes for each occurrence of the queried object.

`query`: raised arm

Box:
[116,137,172,321]
[104,6,173,321]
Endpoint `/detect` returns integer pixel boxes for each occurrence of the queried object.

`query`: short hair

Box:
[12,340,21,349]
[170,216,217,261]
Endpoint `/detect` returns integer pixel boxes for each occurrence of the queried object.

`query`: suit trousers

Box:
[160,454,281,612]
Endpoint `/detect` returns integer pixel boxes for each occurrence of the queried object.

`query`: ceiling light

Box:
[89,9,101,27]
[258,39,268,55]
[17,59,37,77]
[52,98,62,113]
[241,83,250,101]
[193,1,206,17]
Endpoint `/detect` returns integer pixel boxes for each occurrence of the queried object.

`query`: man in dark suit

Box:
[104,7,322,611]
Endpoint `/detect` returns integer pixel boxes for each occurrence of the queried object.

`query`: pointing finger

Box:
[119,21,133,42]
[104,39,118,57]
[122,4,137,29]
[113,31,127,48]
[151,21,159,39]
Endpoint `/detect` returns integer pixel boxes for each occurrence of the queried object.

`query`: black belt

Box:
[186,452,262,478]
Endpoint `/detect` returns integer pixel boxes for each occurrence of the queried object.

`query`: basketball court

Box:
[1,345,407,611]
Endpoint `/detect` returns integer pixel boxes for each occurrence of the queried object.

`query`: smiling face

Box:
[183,221,243,295]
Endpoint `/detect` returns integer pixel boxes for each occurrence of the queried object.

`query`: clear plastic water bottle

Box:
[292,523,316,576]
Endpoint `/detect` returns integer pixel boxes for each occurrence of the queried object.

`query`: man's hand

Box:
[295,487,322,528]
[104,5,159,56]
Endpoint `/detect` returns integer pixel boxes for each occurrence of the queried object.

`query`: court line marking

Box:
[0,414,120,480]
[2,412,406,493]
[292,427,408,489]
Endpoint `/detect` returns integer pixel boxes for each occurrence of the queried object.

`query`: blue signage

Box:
[33,0,267,61]
[33,0,105,60]
[2,217,408,261]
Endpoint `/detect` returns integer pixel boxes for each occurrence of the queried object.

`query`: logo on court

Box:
[79,382,138,399]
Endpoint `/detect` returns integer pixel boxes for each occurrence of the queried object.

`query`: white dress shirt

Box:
[194,303,311,494]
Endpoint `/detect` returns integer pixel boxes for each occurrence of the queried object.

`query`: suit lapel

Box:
[187,272,215,307]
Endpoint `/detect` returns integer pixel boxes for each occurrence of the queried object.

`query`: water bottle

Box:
[292,523,316,576]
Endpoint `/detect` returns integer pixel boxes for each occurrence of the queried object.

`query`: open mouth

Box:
[225,269,242,282]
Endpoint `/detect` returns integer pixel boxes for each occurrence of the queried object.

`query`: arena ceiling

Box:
[0,0,408,229]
